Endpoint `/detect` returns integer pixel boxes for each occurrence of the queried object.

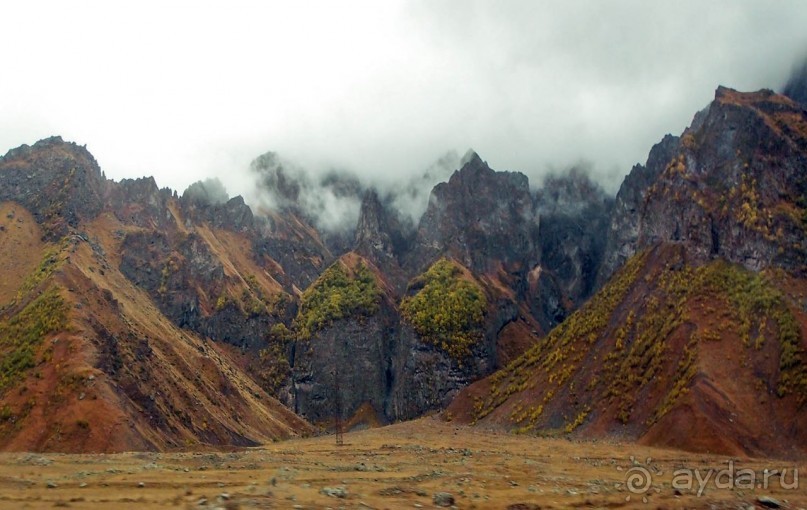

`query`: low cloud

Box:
[1,1,806,203]
[250,152,364,234]
[182,178,230,206]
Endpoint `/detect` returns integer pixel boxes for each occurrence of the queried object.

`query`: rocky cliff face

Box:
[288,254,521,427]
[535,169,613,307]
[410,152,537,274]
[353,190,415,291]
[598,134,680,285]
[290,291,398,426]
[638,87,807,273]
[602,86,807,281]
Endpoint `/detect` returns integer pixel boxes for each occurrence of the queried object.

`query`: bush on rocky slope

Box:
[401,258,487,361]
[294,262,380,340]
[0,287,68,393]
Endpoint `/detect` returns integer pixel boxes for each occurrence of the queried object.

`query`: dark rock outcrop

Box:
[0,137,105,239]
[291,307,396,424]
[598,134,680,284]
[353,190,415,291]
[410,152,537,274]
[289,256,522,426]
[638,87,807,273]
[387,296,518,421]
[535,169,613,307]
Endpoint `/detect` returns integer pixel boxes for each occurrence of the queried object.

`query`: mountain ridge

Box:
[0,81,805,456]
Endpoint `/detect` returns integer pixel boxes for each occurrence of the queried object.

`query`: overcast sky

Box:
[2,1,806,199]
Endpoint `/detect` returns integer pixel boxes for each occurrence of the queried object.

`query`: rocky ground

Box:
[0,417,804,509]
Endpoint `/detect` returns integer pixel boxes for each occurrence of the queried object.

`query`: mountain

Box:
[0,135,618,449]
[0,138,313,452]
[448,86,807,458]
[286,153,614,426]
[2,79,805,458]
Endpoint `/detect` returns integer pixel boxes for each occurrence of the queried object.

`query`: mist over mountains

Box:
[4,2,807,203]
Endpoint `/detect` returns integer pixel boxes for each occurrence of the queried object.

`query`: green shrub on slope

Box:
[0,287,68,393]
[400,258,487,361]
[294,262,380,340]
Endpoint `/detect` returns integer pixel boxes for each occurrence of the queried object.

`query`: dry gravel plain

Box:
[0,417,804,509]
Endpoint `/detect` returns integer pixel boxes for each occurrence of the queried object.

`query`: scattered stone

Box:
[321,486,348,498]
[433,492,455,507]
[218,492,230,500]
[195,497,207,506]
[137,482,145,488]
[757,496,783,509]
[79,483,87,489]
[46,481,58,489]
[19,454,52,466]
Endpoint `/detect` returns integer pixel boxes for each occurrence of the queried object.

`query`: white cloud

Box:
[1,0,806,199]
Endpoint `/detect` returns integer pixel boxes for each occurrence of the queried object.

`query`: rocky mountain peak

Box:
[533,169,613,308]
[0,135,106,239]
[353,190,415,291]
[412,153,534,273]
[355,191,402,256]
[634,87,807,273]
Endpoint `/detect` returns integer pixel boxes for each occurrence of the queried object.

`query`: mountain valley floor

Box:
[0,417,804,509]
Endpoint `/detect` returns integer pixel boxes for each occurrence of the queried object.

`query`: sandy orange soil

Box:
[0,417,804,509]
